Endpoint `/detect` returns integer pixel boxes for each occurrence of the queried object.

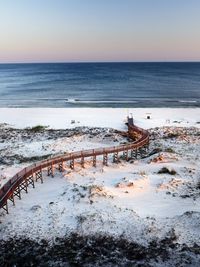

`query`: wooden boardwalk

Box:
[0,116,149,214]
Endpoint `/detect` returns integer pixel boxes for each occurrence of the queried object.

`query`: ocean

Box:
[0,62,199,108]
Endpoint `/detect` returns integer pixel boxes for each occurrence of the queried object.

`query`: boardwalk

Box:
[0,116,149,214]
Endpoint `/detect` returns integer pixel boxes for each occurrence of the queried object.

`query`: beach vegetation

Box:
[164,132,179,139]
[29,125,49,132]
[165,147,175,153]
[158,167,177,175]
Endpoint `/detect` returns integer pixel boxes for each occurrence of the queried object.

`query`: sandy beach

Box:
[0,108,200,265]
[0,107,199,129]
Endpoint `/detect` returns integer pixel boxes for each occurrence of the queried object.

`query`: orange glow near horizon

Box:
[0,0,200,63]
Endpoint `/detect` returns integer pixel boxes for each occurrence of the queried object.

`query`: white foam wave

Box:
[65,99,138,104]
[178,100,198,103]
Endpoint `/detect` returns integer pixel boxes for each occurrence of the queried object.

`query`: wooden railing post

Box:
[2,201,8,214]
[51,162,54,177]
[123,150,128,161]
[103,149,108,166]
[31,169,35,188]
[14,186,21,200]
[58,159,64,172]
[70,157,74,170]
[9,189,15,206]
[81,151,84,168]
[93,149,96,167]
[113,151,119,163]
[36,169,43,182]
[47,160,54,178]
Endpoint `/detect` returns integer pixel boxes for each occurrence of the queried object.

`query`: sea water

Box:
[0,62,199,108]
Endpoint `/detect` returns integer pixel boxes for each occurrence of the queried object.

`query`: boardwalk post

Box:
[20,177,28,193]
[126,150,129,161]
[93,151,96,167]
[113,151,119,163]
[51,162,54,177]
[36,169,43,183]
[47,161,54,178]
[9,190,15,206]
[58,160,64,172]
[3,201,8,214]
[139,147,145,158]
[61,160,64,172]
[131,149,134,158]
[138,147,141,158]
[123,150,126,160]
[103,150,108,166]
[25,174,28,192]
[14,186,21,200]
[70,158,74,170]
[28,175,35,188]
[81,152,84,168]
[131,149,138,159]
[47,166,52,176]
[123,150,128,161]
[40,166,43,183]
[31,169,35,188]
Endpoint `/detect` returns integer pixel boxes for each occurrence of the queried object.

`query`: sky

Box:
[0,0,200,63]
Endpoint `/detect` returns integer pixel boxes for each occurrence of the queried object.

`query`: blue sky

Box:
[0,0,200,62]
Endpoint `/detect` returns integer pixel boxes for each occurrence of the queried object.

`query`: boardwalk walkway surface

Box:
[0,117,149,214]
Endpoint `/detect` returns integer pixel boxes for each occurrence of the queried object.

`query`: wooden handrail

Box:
[0,120,150,212]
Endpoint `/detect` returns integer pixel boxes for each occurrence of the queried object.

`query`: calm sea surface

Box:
[0,62,199,108]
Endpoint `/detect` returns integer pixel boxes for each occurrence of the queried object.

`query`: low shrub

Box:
[29,125,48,132]
[165,148,175,153]
[158,167,177,175]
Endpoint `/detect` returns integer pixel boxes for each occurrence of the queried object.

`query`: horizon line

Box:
[0,60,200,65]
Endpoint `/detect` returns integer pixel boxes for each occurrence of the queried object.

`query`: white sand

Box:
[0,108,199,129]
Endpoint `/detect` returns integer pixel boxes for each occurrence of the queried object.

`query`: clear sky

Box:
[0,0,200,63]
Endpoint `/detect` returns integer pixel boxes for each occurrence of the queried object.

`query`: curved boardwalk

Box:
[0,117,149,214]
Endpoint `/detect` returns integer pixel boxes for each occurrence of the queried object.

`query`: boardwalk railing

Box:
[0,117,149,213]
